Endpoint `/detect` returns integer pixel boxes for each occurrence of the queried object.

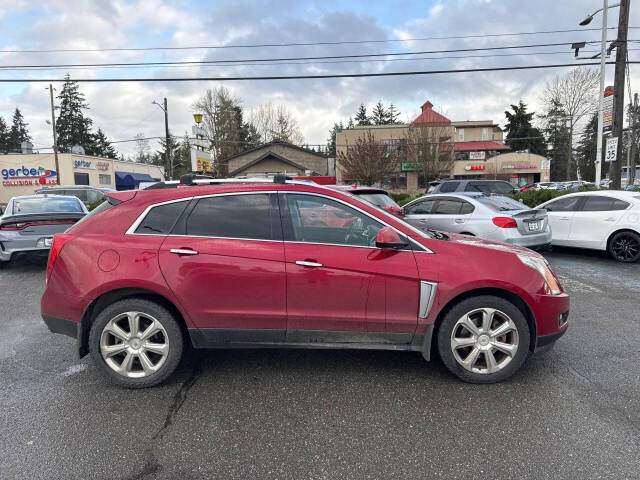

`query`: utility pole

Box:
[164,97,171,180]
[48,84,61,184]
[630,93,639,185]
[610,0,630,189]
[595,0,609,189]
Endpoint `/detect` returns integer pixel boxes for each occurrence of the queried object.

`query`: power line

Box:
[0,61,635,83]
[3,49,639,73]
[0,27,638,54]
[0,41,615,70]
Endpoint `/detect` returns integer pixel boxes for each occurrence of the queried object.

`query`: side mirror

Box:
[376,227,409,249]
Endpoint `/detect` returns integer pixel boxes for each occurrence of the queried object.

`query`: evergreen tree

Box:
[92,128,117,158]
[347,117,354,129]
[56,74,97,153]
[504,100,547,156]
[156,132,181,175]
[326,122,344,157]
[175,131,193,177]
[9,108,31,152]
[387,103,401,124]
[0,116,9,153]
[575,112,602,181]
[371,100,389,125]
[541,99,572,181]
[354,104,371,126]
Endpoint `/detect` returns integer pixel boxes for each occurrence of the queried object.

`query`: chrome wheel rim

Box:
[450,308,519,375]
[612,234,640,261]
[100,311,169,378]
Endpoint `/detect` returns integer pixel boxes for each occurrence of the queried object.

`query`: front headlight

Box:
[516,253,562,295]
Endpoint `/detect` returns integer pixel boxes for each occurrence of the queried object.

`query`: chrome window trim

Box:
[419,281,438,318]
[125,189,434,253]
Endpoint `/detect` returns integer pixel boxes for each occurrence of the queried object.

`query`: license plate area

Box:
[527,221,540,231]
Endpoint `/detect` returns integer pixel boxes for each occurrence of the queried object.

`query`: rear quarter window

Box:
[135,201,189,234]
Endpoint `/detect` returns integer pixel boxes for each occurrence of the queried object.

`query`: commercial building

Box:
[335,100,550,191]
[225,141,330,177]
[0,153,164,205]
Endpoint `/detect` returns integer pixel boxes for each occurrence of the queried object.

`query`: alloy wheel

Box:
[611,233,640,262]
[99,311,169,378]
[450,307,519,375]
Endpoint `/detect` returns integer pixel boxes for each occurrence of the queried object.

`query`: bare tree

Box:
[133,133,150,163]
[249,103,304,144]
[543,67,599,180]
[337,131,399,186]
[193,86,247,175]
[405,125,455,182]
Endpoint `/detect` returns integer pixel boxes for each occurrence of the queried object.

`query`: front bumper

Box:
[535,325,568,352]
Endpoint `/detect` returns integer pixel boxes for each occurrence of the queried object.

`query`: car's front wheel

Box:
[608,231,640,263]
[89,298,184,388]
[437,295,530,383]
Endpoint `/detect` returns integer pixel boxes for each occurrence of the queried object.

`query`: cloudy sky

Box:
[0,0,638,156]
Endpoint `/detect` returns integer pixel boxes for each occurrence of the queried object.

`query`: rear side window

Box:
[439,181,460,193]
[135,201,188,234]
[465,181,514,194]
[434,199,462,214]
[545,196,582,212]
[582,195,629,211]
[186,194,278,240]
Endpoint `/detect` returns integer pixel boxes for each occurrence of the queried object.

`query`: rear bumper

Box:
[42,313,79,339]
[504,230,553,248]
[0,235,50,262]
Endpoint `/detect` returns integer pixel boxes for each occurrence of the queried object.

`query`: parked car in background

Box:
[426,180,443,193]
[623,184,640,192]
[537,191,640,262]
[519,182,557,192]
[329,185,403,216]
[34,185,116,205]
[430,179,519,195]
[0,195,87,267]
[403,193,551,249]
[41,179,569,387]
[556,181,594,191]
[599,179,612,188]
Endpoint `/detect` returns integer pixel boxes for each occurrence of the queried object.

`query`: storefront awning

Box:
[115,171,159,188]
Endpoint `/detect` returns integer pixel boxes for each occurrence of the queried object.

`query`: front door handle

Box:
[296,260,323,268]
[418,219,428,224]
[604,217,616,222]
[559,217,570,221]
[170,248,199,256]
[454,218,464,224]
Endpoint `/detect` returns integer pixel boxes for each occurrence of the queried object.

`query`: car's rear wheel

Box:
[89,298,184,388]
[437,295,530,383]
[608,231,640,263]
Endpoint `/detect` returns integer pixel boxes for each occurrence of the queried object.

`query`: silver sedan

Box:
[402,192,552,249]
[0,195,87,266]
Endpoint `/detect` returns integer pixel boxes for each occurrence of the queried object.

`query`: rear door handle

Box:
[604,217,616,222]
[454,219,464,224]
[170,248,199,256]
[559,217,570,221]
[296,260,323,268]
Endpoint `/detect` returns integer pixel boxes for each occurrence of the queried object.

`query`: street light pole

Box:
[595,0,609,189]
[610,0,630,190]
[48,84,61,184]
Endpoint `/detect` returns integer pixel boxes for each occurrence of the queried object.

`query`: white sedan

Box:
[537,191,640,262]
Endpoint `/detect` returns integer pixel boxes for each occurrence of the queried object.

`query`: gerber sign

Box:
[1,165,57,187]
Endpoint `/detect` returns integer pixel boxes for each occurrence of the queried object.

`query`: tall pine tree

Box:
[56,74,97,153]
[0,116,9,153]
[541,99,572,181]
[9,108,31,152]
[354,104,371,126]
[92,128,117,158]
[504,101,546,156]
[575,112,602,181]
[371,100,389,125]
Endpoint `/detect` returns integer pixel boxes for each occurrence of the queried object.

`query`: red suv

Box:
[41,179,569,388]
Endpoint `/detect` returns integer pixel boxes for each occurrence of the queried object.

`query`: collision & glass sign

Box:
[1,166,57,187]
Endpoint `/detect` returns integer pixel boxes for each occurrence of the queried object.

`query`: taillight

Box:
[0,219,77,230]
[0,222,27,230]
[46,233,73,284]
[492,217,518,228]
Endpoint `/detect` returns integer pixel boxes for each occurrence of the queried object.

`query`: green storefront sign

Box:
[401,162,420,172]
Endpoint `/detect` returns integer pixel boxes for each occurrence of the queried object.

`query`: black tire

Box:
[89,298,184,388]
[608,231,640,263]
[436,295,530,384]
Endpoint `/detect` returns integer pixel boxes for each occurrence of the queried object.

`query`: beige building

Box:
[0,153,164,204]
[225,142,328,177]
[335,100,549,192]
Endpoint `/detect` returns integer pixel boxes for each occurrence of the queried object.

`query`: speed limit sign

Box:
[605,137,618,162]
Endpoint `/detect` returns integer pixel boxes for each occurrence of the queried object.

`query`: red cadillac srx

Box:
[41,177,569,388]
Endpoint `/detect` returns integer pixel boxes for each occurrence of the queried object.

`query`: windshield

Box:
[12,197,83,215]
[476,195,529,212]
[355,192,398,208]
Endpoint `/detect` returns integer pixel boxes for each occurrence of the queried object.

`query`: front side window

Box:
[405,199,436,215]
[284,194,384,247]
[544,196,582,212]
[135,201,189,234]
[186,194,278,240]
[581,195,630,211]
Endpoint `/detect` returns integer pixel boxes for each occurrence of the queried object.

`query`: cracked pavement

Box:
[0,248,639,479]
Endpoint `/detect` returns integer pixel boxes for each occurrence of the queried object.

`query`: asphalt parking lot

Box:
[1,249,639,480]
